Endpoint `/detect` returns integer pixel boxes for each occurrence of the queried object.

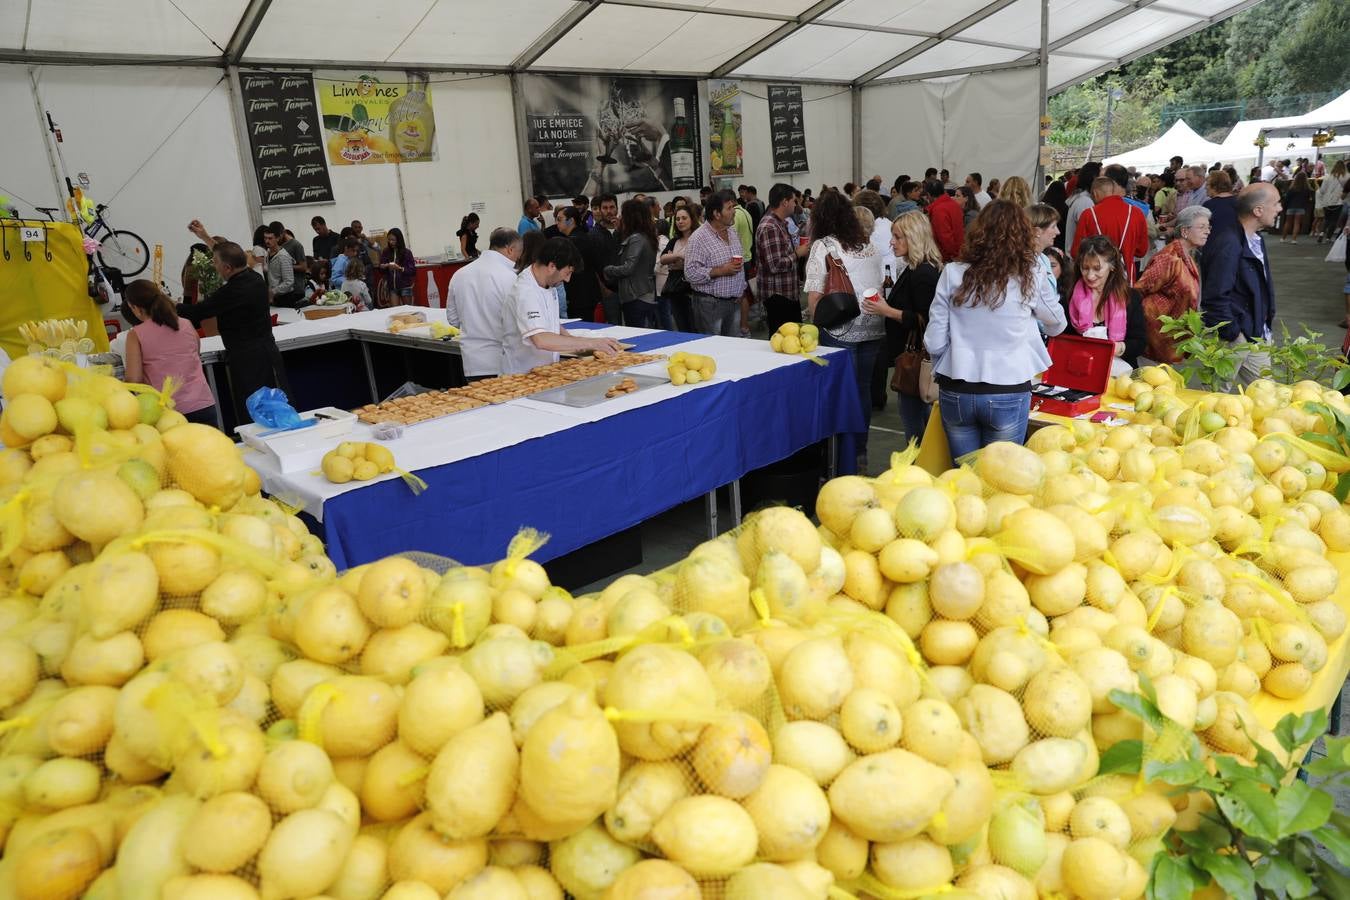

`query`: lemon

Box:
[3,355,68,402]
[725,864,815,900]
[815,475,878,536]
[461,633,553,708]
[550,821,642,899]
[651,795,758,877]
[518,692,619,828]
[388,813,488,892]
[51,470,144,545]
[605,760,690,844]
[828,748,955,842]
[975,441,1045,493]
[181,791,272,873]
[103,389,141,430]
[955,685,1029,764]
[603,644,716,760]
[777,636,853,719]
[1061,837,1127,900]
[871,836,954,891]
[698,638,772,709]
[6,394,58,440]
[147,537,221,596]
[162,423,248,508]
[141,608,225,661]
[604,860,699,900]
[400,664,485,757]
[0,637,41,707]
[46,684,118,756]
[675,554,752,629]
[174,711,265,799]
[24,758,102,810]
[258,808,355,900]
[839,688,903,753]
[361,623,450,684]
[771,720,855,786]
[1011,737,1088,795]
[256,739,334,813]
[742,763,831,861]
[291,585,371,665]
[309,675,400,757]
[201,568,270,625]
[357,556,427,627]
[362,740,429,822]
[690,711,771,798]
[427,712,518,839]
[878,538,939,583]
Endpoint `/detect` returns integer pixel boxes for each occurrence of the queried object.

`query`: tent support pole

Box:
[225,65,265,227]
[852,86,862,185]
[510,73,533,200]
[27,67,66,210]
[1035,0,1049,189]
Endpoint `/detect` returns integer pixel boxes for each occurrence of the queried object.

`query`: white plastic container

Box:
[235,407,357,473]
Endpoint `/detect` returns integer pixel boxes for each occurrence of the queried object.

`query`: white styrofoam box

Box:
[236,407,357,474]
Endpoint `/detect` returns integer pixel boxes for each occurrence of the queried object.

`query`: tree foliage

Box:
[1049,0,1350,158]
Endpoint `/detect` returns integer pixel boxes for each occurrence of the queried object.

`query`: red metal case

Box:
[1030,334,1116,417]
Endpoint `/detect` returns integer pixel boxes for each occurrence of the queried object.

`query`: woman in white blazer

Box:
[925,200,1067,458]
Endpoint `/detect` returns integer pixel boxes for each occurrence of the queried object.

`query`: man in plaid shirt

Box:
[685,189,748,336]
[755,183,810,334]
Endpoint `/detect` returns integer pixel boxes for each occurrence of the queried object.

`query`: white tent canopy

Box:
[0,0,1270,90]
[1217,89,1350,165]
[0,0,1271,300]
[1103,118,1227,171]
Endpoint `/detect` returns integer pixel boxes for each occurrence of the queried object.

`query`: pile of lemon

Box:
[770,322,820,355]
[322,441,398,484]
[667,351,716,386]
[1,349,1347,900]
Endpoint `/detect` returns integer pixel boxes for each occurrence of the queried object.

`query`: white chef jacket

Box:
[502,267,563,374]
[446,250,516,376]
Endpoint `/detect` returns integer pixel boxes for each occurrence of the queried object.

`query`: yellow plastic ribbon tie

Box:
[298,682,341,747]
[0,488,30,561]
[273,493,307,517]
[1232,569,1310,625]
[393,466,430,496]
[396,765,431,788]
[749,587,772,627]
[0,715,33,734]
[1144,586,1177,634]
[500,527,549,578]
[146,680,227,760]
[449,602,467,648]
[602,704,727,726]
[800,350,829,366]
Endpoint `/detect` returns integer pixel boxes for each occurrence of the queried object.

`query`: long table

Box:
[243,327,862,569]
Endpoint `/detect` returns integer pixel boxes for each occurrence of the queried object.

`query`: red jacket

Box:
[926,193,964,262]
[1072,196,1150,277]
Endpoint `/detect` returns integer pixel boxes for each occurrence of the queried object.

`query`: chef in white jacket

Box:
[446,227,523,379]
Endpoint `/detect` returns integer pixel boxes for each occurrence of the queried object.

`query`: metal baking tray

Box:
[528,372,668,408]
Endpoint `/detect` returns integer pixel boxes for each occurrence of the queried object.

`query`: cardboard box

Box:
[1030,334,1115,417]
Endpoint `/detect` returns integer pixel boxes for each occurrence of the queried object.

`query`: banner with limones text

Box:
[316,72,438,166]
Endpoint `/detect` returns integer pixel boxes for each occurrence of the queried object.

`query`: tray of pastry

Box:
[544,351,664,377]
[527,372,668,408]
[457,370,580,404]
[353,389,487,425]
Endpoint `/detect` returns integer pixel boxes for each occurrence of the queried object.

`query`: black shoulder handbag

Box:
[660,237,691,299]
[813,249,860,330]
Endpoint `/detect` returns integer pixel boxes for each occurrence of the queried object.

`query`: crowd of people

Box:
[102,150,1345,469]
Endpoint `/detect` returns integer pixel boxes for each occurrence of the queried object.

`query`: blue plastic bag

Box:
[245,387,314,434]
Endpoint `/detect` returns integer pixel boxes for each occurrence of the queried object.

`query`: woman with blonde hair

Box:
[999,176,1033,209]
[870,211,945,442]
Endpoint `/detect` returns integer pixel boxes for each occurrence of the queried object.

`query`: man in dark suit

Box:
[1200,183,1280,386]
[177,241,291,419]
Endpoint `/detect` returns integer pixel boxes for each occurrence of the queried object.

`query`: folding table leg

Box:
[705,489,718,540]
[360,341,380,403]
[729,479,742,528]
[204,364,225,430]
[827,436,838,479]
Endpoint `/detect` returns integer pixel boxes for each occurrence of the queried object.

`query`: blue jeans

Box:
[938,388,1031,461]
[819,330,882,466]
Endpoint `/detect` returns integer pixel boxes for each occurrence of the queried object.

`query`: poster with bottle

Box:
[769,84,809,174]
[520,75,701,197]
[315,72,437,166]
[708,80,743,178]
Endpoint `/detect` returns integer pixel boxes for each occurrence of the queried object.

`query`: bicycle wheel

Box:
[98,229,150,277]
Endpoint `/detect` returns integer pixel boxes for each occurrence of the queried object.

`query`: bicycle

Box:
[35,201,149,277]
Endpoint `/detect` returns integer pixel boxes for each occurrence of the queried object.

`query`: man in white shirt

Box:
[501,237,624,374]
[446,227,523,379]
[964,173,992,208]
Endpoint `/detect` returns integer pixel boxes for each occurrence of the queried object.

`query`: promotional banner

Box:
[769,84,809,174]
[521,75,701,197]
[238,71,333,207]
[316,72,437,166]
[709,79,743,178]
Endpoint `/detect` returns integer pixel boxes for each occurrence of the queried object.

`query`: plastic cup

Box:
[731,255,743,265]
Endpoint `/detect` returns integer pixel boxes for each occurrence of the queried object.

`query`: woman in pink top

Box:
[123,280,218,426]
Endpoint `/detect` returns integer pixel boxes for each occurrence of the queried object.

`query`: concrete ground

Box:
[576,236,1350,807]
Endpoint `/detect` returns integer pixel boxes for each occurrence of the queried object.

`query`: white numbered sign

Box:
[20,226,44,243]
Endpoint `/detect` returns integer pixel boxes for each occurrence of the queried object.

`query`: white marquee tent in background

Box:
[1103,119,1228,171]
[1,0,1275,295]
[1217,88,1350,166]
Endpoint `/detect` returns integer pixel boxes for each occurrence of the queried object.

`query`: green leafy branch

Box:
[1249,323,1350,391]
[1158,310,1241,391]
[1100,685,1349,900]
[1300,401,1350,502]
